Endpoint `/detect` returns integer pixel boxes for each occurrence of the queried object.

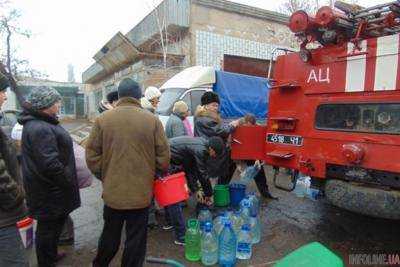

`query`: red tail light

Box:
[289,10,315,33]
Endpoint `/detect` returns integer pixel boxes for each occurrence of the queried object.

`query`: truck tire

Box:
[325,179,400,220]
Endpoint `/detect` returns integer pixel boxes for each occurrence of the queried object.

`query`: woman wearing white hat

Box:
[141,86,161,114]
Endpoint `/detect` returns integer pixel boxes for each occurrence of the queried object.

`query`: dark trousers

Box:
[165,203,185,242]
[36,216,68,267]
[93,205,149,267]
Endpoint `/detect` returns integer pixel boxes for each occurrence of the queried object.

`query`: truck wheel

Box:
[325,179,400,220]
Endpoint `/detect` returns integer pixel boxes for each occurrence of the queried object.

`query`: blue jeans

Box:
[165,203,185,242]
[0,225,29,267]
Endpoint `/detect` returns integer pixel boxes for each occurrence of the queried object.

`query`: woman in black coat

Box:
[195,92,277,199]
[19,86,80,267]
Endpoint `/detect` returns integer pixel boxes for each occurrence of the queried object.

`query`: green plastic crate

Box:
[274,242,344,267]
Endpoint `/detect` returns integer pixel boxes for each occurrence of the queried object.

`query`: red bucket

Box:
[154,172,189,207]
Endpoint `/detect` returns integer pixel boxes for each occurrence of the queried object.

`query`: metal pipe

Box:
[267,47,297,80]
[353,1,397,16]
[355,8,391,19]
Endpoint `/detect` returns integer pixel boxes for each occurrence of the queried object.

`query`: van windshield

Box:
[156,88,187,115]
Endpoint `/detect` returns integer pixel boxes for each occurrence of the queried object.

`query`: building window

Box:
[315,103,400,134]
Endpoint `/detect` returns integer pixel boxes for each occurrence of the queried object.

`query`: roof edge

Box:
[193,0,289,24]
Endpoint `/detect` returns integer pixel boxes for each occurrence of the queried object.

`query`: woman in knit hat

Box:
[18,86,81,266]
[165,101,192,138]
[141,86,161,114]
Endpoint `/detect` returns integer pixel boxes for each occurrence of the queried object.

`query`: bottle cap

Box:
[204,222,213,232]
[241,224,250,231]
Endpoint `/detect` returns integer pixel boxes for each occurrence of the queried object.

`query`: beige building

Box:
[82,0,297,118]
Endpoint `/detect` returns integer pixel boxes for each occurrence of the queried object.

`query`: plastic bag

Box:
[73,142,94,188]
[237,162,262,185]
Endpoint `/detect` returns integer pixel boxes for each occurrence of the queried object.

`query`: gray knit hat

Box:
[27,86,62,110]
[118,78,142,99]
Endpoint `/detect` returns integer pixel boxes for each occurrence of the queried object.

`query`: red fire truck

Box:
[232,1,400,219]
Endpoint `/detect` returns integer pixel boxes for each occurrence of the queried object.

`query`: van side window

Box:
[191,90,206,115]
[182,93,192,114]
[315,103,400,134]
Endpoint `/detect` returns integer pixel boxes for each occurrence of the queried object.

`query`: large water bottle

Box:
[293,175,306,197]
[185,219,201,261]
[213,212,229,236]
[240,199,251,226]
[247,192,260,217]
[226,209,234,222]
[201,222,218,266]
[238,164,261,185]
[198,208,213,233]
[236,224,252,260]
[249,214,261,244]
[218,221,237,267]
[231,210,243,235]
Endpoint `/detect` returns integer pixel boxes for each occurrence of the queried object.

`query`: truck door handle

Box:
[232,138,243,145]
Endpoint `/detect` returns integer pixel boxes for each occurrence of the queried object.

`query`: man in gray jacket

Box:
[0,72,28,267]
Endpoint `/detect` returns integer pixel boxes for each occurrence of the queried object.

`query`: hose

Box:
[146,257,185,267]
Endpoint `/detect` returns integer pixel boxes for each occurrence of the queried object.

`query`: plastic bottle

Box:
[236,224,252,260]
[249,214,261,244]
[218,221,237,267]
[198,208,213,233]
[213,212,229,236]
[247,192,260,217]
[293,174,307,197]
[201,222,218,266]
[185,219,201,261]
[238,164,261,185]
[240,199,251,227]
[231,210,243,235]
[226,209,234,222]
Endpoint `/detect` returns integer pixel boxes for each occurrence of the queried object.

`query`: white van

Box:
[156,66,214,129]
[156,65,270,130]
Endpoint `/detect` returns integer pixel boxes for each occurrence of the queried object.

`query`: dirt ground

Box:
[25,166,397,267]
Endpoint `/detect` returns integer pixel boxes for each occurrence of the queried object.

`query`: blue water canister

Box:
[218,221,237,267]
[236,224,252,260]
[198,208,213,233]
[201,222,218,266]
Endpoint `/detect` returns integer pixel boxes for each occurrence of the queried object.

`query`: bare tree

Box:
[145,0,170,69]
[0,6,46,106]
[279,0,316,15]
[279,0,359,15]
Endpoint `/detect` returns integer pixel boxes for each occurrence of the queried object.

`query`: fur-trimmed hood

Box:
[194,105,221,124]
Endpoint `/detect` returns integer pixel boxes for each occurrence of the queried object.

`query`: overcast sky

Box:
[9,0,387,82]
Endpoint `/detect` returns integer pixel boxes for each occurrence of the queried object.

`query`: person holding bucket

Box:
[165,136,225,245]
[86,78,170,267]
[0,72,29,267]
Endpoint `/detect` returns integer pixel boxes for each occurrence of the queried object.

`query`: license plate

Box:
[267,133,303,146]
